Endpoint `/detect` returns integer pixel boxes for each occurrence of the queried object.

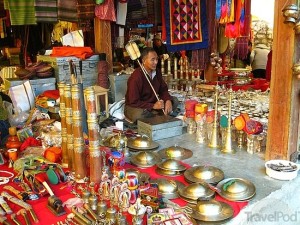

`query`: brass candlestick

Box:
[221,88,236,153]
[208,85,220,148]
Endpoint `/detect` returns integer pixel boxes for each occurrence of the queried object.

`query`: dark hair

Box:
[141,47,156,61]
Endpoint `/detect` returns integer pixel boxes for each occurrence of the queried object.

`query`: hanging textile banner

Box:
[164,0,209,52]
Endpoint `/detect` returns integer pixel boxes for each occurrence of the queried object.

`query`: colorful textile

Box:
[34,0,58,23]
[164,0,209,52]
[77,0,95,20]
[6,0,37,25]
[57,0,78,22]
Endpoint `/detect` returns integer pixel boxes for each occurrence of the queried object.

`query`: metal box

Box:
[4,77,56,96]
[37,55,99,89]
[108,73,130,103]
[137,115,183,141]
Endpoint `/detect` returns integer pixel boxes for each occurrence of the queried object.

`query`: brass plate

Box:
[184,166,224,185]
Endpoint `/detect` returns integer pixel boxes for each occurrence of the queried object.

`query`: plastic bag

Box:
[5,101,29,127]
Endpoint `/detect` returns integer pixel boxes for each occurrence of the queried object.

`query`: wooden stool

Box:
[85,85,109,118]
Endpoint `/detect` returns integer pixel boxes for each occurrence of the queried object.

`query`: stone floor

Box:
[148,129,295,224]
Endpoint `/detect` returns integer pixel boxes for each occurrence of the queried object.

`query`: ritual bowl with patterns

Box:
[157,159,187,172]
[178,182,215,201]
[158,144,193,160]
[150,178,184,199]
[130,151,161,168]
[191,199,234,222]
[216,178,256,201]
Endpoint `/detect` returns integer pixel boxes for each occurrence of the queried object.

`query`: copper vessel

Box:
[64,84,74,171]
[71,84,87,181]
[58,82,68,168]
[85,87,102,183]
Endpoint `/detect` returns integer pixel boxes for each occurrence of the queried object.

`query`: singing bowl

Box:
[157,159,187,172]
[184,166,224,184]
[130,151,162,168]
[178,182,215,201]
[150,179,184,199]
[127,135,159,150]
[191,199,234,222]
[158,144,193,160]
[216,178,256,201]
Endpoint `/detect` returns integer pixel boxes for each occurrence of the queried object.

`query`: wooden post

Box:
[265,0,300,161]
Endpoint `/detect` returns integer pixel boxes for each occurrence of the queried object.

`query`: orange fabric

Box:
[50,47,94,59]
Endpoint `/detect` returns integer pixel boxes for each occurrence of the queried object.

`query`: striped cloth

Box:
[77,0,95,20]
[57,0,78,22]
[6,0,37,25]
[34,0,58,23]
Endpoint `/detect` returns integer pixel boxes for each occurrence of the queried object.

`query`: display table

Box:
[0,161,248,224]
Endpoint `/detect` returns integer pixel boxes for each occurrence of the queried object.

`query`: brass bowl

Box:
[150,179,184,199]
[157,159,187,172]
[127,135,159,151]
[184,166,224,184]
[155,167,183,177]
[158,144,193,160]
[191,199,234,222]
[130,151,161,168]
[178,182,215,201]
[216,178,256,201]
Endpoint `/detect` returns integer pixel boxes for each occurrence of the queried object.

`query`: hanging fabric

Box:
[57,0,78,22]
[77,0,96,20]
[6,0,37,25]
[34,0,58,23]
[95,0,116,21]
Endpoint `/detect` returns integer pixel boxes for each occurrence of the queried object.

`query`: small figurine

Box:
[100,170,111,200]
[118,183,131,212]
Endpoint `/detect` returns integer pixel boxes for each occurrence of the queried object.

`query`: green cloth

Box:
[34,0,58,23]
[7,0,37,25]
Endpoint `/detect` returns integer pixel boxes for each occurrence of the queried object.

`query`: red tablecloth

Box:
[0,161,248,224]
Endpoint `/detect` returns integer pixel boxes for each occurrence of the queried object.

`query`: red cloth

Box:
[19,137,42,152]
[50,47,94,59]
[42,90,60,100]
[125,163,248,217]
[266,50,272,81]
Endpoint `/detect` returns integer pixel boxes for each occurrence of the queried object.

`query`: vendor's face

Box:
[143,51,159,71]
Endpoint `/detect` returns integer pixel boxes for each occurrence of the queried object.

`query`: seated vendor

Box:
[124,47,178,123]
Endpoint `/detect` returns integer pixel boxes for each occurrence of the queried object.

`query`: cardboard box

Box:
[137,116,183,141]
[37,55,99,89]
[5,77,56,96]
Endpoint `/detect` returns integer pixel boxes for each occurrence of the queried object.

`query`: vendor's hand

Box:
[153,100,164,110]
[164,100,173,115]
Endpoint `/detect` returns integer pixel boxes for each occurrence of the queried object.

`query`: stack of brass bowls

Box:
[127,135,159,151]
[130,151,162,168]
[216,178,256,201]
[156,159,187,176]
[150,178,184,199]
[178,182,215,204]
[158,144,193,160]
[191,199,234,222]
[184,166,224,185]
